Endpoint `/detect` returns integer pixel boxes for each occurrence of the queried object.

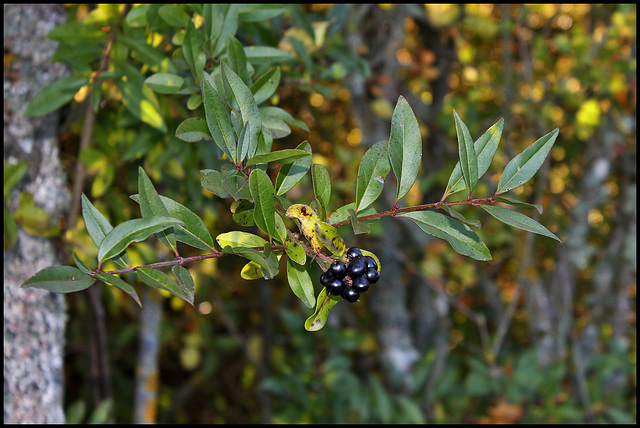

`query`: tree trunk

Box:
[3,4,70,424]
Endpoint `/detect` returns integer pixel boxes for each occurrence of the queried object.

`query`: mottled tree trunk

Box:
[4,4,70,424]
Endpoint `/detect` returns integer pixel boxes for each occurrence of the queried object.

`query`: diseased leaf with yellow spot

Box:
[285,239,307,265]
[241,261,263,279]
[285,204,323,253]
[314,221,345,257]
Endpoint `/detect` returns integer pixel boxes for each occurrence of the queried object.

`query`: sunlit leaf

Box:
[216,231,267,248]
[222,246,279,279]
[285,204,323,253]
[305,288,341,331]
[287,259,315,308]
[245,149,312,167]
[275,141,312,195]
[314,221,345,257]
[285,239,307,265]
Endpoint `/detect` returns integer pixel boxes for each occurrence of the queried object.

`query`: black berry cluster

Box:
[319,247,380,303]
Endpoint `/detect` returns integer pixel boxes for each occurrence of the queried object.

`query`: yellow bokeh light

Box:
[396,48,413,66]
[463,66,479,83]
[310,93,325,108]
[347,128,362,147]
[588,209,604,227]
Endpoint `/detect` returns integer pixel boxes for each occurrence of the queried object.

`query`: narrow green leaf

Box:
[285,239,307,265]
[250,67,281,105]
[137,267,190,303]
[210,4,239,56]
[221,62,262,159]
[94,272,142,307]
[216,231,267,249]
[399,211,491,261]
[356,140,391,212]
[238,4,286,22]
[494,196,543,214]
[275,141,312,195]
[23,76,89,117]
[175,117,213,143]
[249,169,276,240]
[222,246,279,279]
[138,167,177,253]
[482,205,561,241]
[243,46,294,65]
[226,35,248,83]
[326,203,376,226]
[120,35,165,66]
[21,266,94,293]
[388,96,422,202]
[287,259,316,308]
[305,288,341,331]
[4,160,29,199]
[46,22,107,44]
[259,106,309,132]
[73,252,93,274]
[183,20,204,82]
[314,221,345,257]
[439,205,482,229]
[172,265,195,305]
[81,194,129,267]
[445,118,503,199]
[245,149,311,167]
[157,4,189,27]
[454,110,479,194]
[222,169,252,200]
[311,164,331,220]
[130,193,216,251]
[97,217,185,263]
[349,208,372,235]
[201,170,231,198]
[201,72,237,162]
[236,123,252,163]
[496,128,559,194]
[145,73,184,94]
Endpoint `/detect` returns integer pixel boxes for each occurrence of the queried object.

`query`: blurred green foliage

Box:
[29,4,635,424]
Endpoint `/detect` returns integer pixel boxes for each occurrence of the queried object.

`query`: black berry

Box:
[347,257,366,278]
[329,260,347,279]
[352,276,370,293]
[345,247,362,259]
[319,271,333,286]
[342,287,360,303]
[364,267,380,284]
[326,278,345,296]
[363,256,378,271]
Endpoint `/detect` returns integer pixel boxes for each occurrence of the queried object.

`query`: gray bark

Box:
[4,4,70,424]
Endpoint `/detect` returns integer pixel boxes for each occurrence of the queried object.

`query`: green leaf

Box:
[21,266,94,293]
[73,252,93,274]
[222,246,279,279]
[494,196,543,214]
[206,4,239,56]
[311,164,331,220]
[259,106,309,132]
[327,203,376,226]
[216,231,267,248]
[355,140,391,212]
[4,160,29,199]
[137,267,191,303]
[114,64,166,132]
[275,141,312,196]
[201,72,237,162]
[145,73,184,94]
[157,4,190,27]
[97,217,185,263]
[183,20,204,82]
[287,259,316,308]
[250,67,281,105]
[388,96,422,202]
[172,265,195,305]
[120,35,165,67]
[399,211,491,261]
[439,205,482,229]
[222,169,252,200]
[81,194,129,268]
[23,76,88,117]
[231,199,255,226]
[314,221,345,257]
[453,110,478,195]
[238,4,286,22]
[482,205,561,241]
[221,62,262,160]
[94,272,141,307]
[285,239,307,265]
[349,208,371,235]
[305,288,341,331]
[249,168,276,240]
[137,167,177,253]
[201,170,231,198]
[245,149,311,167]
[130,193,216,251]
[226,35,248,83]
[46,22,107,44]
[496,128,559,194]
[444,118,504,198]
[175,117,213,143]
[243,46,294,65]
